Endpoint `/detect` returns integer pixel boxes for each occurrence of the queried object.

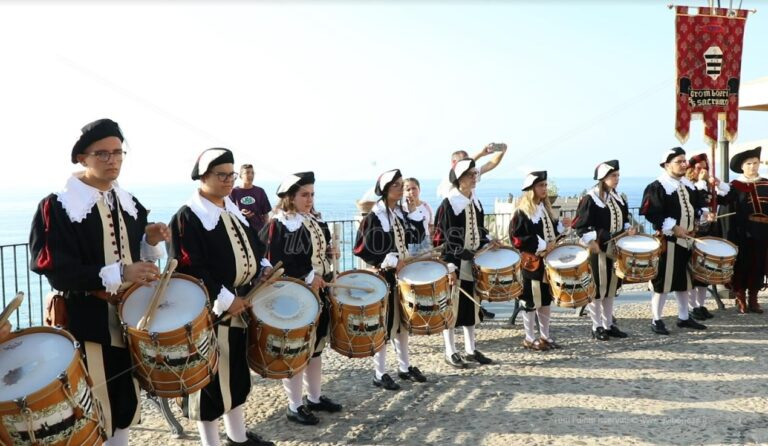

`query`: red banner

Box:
[675,6,748,144]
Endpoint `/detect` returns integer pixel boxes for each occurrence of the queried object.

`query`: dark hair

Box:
[240,163,253,172]
[404,177,420,188]
[451,150,468,162]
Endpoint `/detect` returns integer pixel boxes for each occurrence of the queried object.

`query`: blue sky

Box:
[0,1,766,188]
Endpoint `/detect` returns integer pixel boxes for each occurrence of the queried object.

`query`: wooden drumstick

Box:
[221,264,285,322]
[0,292,24,327]
[457,286,483,307]
[715,212,736,220]
[326,283,375,293]
[138,259,177,331]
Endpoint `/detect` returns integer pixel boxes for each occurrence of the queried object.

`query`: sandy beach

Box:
[129,291,768,446]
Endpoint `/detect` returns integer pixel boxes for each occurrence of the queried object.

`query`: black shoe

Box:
[398,366,427,382]
[303,395,342,413]
[690,307,707,321]
[651,320,670,335]
[591,327,610,341]
[677,317,707,330]
[225,431,275,446]
[465,350,493,364]
[481,307,495,319]
[444,352,468,369]
[373,373,401,390]
[286,405,320,425]
[607,325,628,338]
[701,306,715,319]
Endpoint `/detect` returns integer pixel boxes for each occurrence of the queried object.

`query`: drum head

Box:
[0,331,75,401]
[695,238,737,257]
[546,245,589,268]
[399,260,447,285]
[475,248,520,269]
[334,272,388,306]
[252,280,319,329]
[122,277,207,332]
[616,235,660,253]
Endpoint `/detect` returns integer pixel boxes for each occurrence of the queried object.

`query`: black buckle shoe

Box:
[225,431,276,446]
[690,307,707,321]
[651,320,670,335]
[481,307,495,319]
[591,327,610,341]
[398,366,427,382]
[444,352,468,369]
[465,350,493,364]
[677,317,707,330]
[607,325,628,338]
[286,405,320,425]
[373,373,401,390]
[701,306,715,319]
[303,395,342,413]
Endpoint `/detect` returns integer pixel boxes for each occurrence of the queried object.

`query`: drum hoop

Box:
[119,272,211,334]
[474,246,522,271]
[331,269,389,308]
[693,236,739,258]
[615,234,662,253]
[251,276,321,327]
[543,243,590,270]
[0,326,83,408]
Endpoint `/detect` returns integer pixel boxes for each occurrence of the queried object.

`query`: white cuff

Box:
[580,231,597,245]
[381,252,399,269]
[212,286,235,316]
[260,258,273,268]
[305,270,315,285]
[695,180,708,190]
[624,222,631,230]
[99,262,123,295]
[140,234,165,262]
[557,221,565,233]
[716,182,730,196]
[661,217,677,236]
[447,263,457,274]
[536,236,547,253]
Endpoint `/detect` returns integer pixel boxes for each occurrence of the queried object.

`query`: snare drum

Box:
[397,259,455,335]
[473,247,523,301]
[120,273,219,398]
[0,327,105,445]
[614,234,662,283]
[544,243,595,308]
[247,278,321,379]
[329,270,388,358]
[689,237,738,284]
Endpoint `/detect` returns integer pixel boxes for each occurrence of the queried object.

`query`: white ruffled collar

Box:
[657,173,695,196]
[530,202,549,224]
[736,175,764,183]
[447,187,481,216]
[372,200,404,232]
[274,210,308,232]
[187,190,249,232]
[56,173,138,223]
[587,187,624,208]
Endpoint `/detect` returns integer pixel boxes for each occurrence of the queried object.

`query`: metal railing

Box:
[2,209,651,328]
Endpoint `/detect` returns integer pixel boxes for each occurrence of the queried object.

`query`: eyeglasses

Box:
[87,149,127,162]
[212,171,239,182]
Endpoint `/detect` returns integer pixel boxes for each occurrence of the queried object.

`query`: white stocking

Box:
[536,306,552,341]
[304,356,323,403]
[393,331,410,373]
[675,291,690,320]
[463,325,476,354]
[651,292,667,321]
[373,348,387,379]
[196,420,221,446]
[442,328,458,357]
[522,311,536,342]
[587,300,602,330]
[223,405,248,443]
[282,374,304,412]
[601,297,614,329]
[104,428,129,446]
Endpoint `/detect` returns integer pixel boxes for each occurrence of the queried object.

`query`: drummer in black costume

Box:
[509,171,569,351]
[29,119,170,446]
[574,160,632,340]
[433,159,494,367]
[639,147,724,335]
[168,148,274,446]
[353,169,428,391]
[261,172,343,425]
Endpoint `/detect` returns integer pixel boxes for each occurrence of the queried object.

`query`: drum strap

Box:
[541,210,556,243]
[97,195,132,348]
[222,213,258,288]
[391,214,408,260]
[303,217,331,277]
